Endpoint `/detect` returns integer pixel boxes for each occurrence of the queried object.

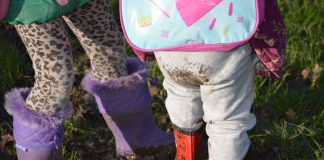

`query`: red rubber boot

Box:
[174,126,203,160]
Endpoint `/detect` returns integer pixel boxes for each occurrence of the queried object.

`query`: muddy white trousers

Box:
[155,44,257,160]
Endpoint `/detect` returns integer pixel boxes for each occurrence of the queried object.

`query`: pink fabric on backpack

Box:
[133,48,156,62]
[249,0,286,78]
[0,0,10,21]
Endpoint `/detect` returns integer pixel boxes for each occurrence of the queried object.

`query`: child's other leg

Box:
[63,0,127,81]
[62,0,174,157]
[15,20,74,115]
[155,53,205,160]
[5,19,74,160]
[158,69,204,132]
[200,45,256,160]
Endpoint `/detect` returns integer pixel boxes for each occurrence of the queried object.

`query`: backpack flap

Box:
[120,0,264,53]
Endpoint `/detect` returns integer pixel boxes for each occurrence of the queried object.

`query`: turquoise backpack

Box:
[120,0,265,53]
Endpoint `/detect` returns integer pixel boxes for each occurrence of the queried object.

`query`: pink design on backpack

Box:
[176,0,223,26]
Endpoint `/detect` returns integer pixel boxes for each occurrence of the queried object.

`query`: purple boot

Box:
[82,58,174,157]
[4,88,73,160]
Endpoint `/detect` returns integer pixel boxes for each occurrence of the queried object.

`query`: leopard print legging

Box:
[15,0,128,115]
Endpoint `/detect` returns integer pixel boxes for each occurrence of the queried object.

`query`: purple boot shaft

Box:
[5,88,73,160]
[82,58,174,157]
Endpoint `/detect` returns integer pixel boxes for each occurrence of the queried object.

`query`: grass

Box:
[246,0,324,159]
[0,0,323,159]
[0,41,32,91]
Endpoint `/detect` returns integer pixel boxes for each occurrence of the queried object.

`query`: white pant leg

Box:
[155,59,204,131]
[200,45,256,160]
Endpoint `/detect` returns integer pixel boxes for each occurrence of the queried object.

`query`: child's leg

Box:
[62,0,174,157]
[200,45,256,160]
[5,19,74,160]
[155,53,206,160]
[156,68,204,131]
[15,19,74,115]
[63,0,127,81]
[160,74,205,160]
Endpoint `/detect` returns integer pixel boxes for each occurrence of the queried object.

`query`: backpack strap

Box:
[132,47,155,62]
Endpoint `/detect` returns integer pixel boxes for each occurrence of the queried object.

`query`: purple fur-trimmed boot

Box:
[4,88,73,160]
[82,58,174,157]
